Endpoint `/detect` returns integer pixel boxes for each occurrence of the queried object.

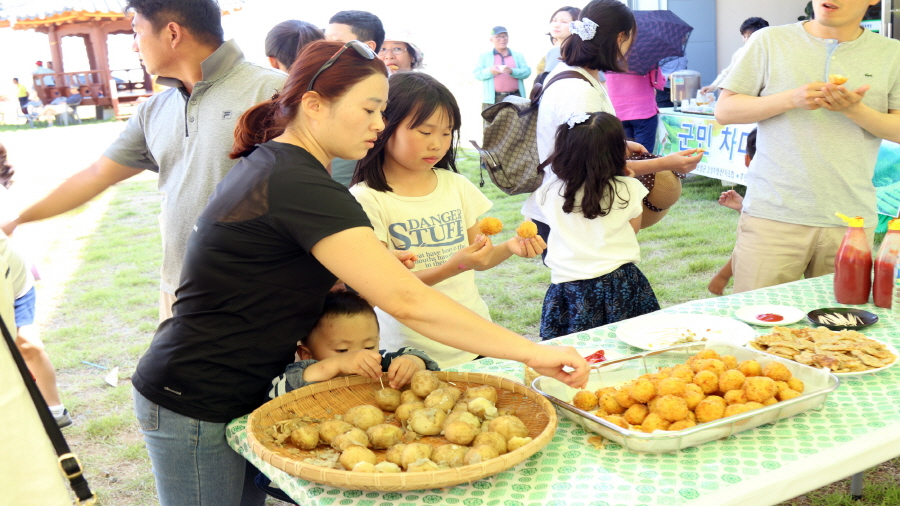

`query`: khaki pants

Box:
[732,214,875,293]
[159,290,176,322]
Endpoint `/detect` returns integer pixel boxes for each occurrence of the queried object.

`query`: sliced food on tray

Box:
[748,326,897,374]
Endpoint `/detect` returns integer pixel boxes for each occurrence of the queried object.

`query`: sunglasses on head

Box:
[307,40,376,93]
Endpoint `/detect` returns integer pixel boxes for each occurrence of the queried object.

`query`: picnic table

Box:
[227,274,900,506]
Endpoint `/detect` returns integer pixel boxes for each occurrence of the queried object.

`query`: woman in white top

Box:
[522,0,704,256]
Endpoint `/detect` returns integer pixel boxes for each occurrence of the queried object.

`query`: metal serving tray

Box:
[532,340,840,454]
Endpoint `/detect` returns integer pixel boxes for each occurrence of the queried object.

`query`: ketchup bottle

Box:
[874,219,900,308]
[834,213,872,305]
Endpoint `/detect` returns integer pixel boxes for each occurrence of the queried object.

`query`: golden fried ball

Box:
[465,445,500,465]
[657,377,687,397]
[629,378,657,403]
[340,446,377,470]
[718,370,746,393]
[669,419,696,431]
[720,355,739,370]
[385,444,407,466]
[738,360,763,377]
[778,389,802,401]
[774,381,790,392]
[695,396,726,423]
[595,386,618,398]
[683,390,705,410]
[318,420,354,444]
[331,428,370,451]
[694,349,721,360]
[516,221,538,239]
[686,411,697,423]
[424,389,457,411]
[641,413,670,432]
[724,404,753,417]
[478,217,504,236]
[613,388,638,409]
[724,389,749,405]
[762,397,778,406]
[507,437,533,452]
[395,401,425,425]
[593,408,609,418]
[488,415,529,441]
[745,402,765,411]
[373,388,403,412]
[684,383,704,395]
[410,370,441,397]
[763,362,793,382]
[473,431,508,455]
[465,385,499,404]
[693,359,727,376]
[432,444,468,468]
[572,390,599,411]
[467,397,498,419]
[344,405,385,431]
[787,377,805,393]
[352,461,376,473]
[289,425,319,450]
[374,461,402,473]
[693,370,719,394]
[623,404,649,425]
[444,420,480,445]
[599,393,625,415]
[655,395,689,422]
[366,424,405,449]
[408,408,447,436]
[407,458,441,473]
[400,443,433,470]
[671,364,694,383]
[744,376,777,403]
[602,414,630,429]
[400,390,422,405]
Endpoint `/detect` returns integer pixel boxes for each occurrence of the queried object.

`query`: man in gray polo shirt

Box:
[3,0,285,322]
[716,0,900,293]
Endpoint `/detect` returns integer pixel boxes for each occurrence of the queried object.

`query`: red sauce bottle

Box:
[874,219,900,308]
[834,213,872,305]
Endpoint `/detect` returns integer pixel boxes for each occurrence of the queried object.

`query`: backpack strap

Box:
[523,70,593,116]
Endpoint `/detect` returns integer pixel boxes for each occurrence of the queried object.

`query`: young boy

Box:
[268,290,439,399]
[708,128,756,295]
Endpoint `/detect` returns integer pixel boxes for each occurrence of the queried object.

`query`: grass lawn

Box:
[7,121,895,505]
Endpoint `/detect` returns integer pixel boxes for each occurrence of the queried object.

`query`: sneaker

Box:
[54,409,73,429]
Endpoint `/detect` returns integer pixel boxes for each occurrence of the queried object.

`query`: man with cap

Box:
[474,26,531,113]
[32,61,55,87]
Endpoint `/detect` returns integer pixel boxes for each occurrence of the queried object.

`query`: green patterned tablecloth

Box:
[227,275,900,506]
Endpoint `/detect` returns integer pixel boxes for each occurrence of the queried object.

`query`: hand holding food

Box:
[450,234,494,271]
[525,344,589,388]
[387,354,425,389]
[478,217,503,236]
[335,349,383,379]
[828,74,848,85]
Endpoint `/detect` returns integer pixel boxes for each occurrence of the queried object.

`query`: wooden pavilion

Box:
[0,1,243,118]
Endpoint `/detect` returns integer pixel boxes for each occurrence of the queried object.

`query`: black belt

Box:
[495,91,520,101]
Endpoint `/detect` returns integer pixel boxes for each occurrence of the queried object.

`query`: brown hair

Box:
[231,40,388,159]
[561,0,635,73]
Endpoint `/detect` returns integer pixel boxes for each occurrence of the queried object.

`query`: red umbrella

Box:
[625,10,693,76]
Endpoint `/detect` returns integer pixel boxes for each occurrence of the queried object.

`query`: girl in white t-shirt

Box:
[537,111,659,339]
[350,72,547,367]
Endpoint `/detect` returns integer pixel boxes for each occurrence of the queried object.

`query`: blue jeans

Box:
[623,115,659,154]
[133,388,266,506]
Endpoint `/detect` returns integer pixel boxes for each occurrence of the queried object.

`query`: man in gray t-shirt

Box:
[716,0,900,294]
[3,1,284,321]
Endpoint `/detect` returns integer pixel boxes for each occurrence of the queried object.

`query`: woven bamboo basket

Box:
[247,371,557,491]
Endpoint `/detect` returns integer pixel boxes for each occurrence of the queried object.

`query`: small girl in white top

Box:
[350,72,547,367]
[537,111,660,339]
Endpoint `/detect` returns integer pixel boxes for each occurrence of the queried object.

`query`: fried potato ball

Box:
[724,403,753,417]
[686,411,697,423]
[614,388,637,409]
[385,444,407,466]
[669,419,696,431]
[738,360,763,377]
[629,378,657,403]
[332,428,370,451]
[289,425,319,450]
[400,390,422,404]
[572,390,599,411]
[720,355,739,370]
[787,377,805,393]
[694,349,721,360]
[670,364,694,383]
[764,362,793,382]
[467,397,498,419]
[432,444,468,468]
[641,413,670,432]
[424,389,457,411]
[407,458,441,473]
[478,217,504,236]
[400,443,433,470]
[602,414,630,429]
[411,370,441,397]
[762,397,778,406]
[465,385,500,404]
[599,393,626,415]
[745,402,765,411]
[443,411,481,430]
[623,404,649,425]
[683,390,705,410]
[352,461,376,473]
[374,461,402,473]
[829,74,849,85]
[656,395,689,422]
[408,408,447,436]
[744,376,777,403]
[693,359,727,376]
[395,401,425,425]
[444,420,480,445]
[340,446,377,470]
[507,437,533,452]
[774,381,790,392]
[367,424,405,449]
[593,408,610,418]
[684,383,704,395]
[693,370,719,394]
[516,221,538,239]
[657,377,687,397]
[724,389,749,405]
[465,445,500,465]
[595,386,618,398]
[695,396,726,423]
[778,388,802,401]
[374,388,403,412]
[318,420,354,444]
[344,405,385,431]
[473,431,508,455]
[488,415,529,441]
[718,370,746,393]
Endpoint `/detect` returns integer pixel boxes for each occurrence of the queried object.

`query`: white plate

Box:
[734,305,805,326]
[615,313,755,351]
[750,337,899,377]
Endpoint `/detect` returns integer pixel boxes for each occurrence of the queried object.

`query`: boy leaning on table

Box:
[715,0,900,294]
